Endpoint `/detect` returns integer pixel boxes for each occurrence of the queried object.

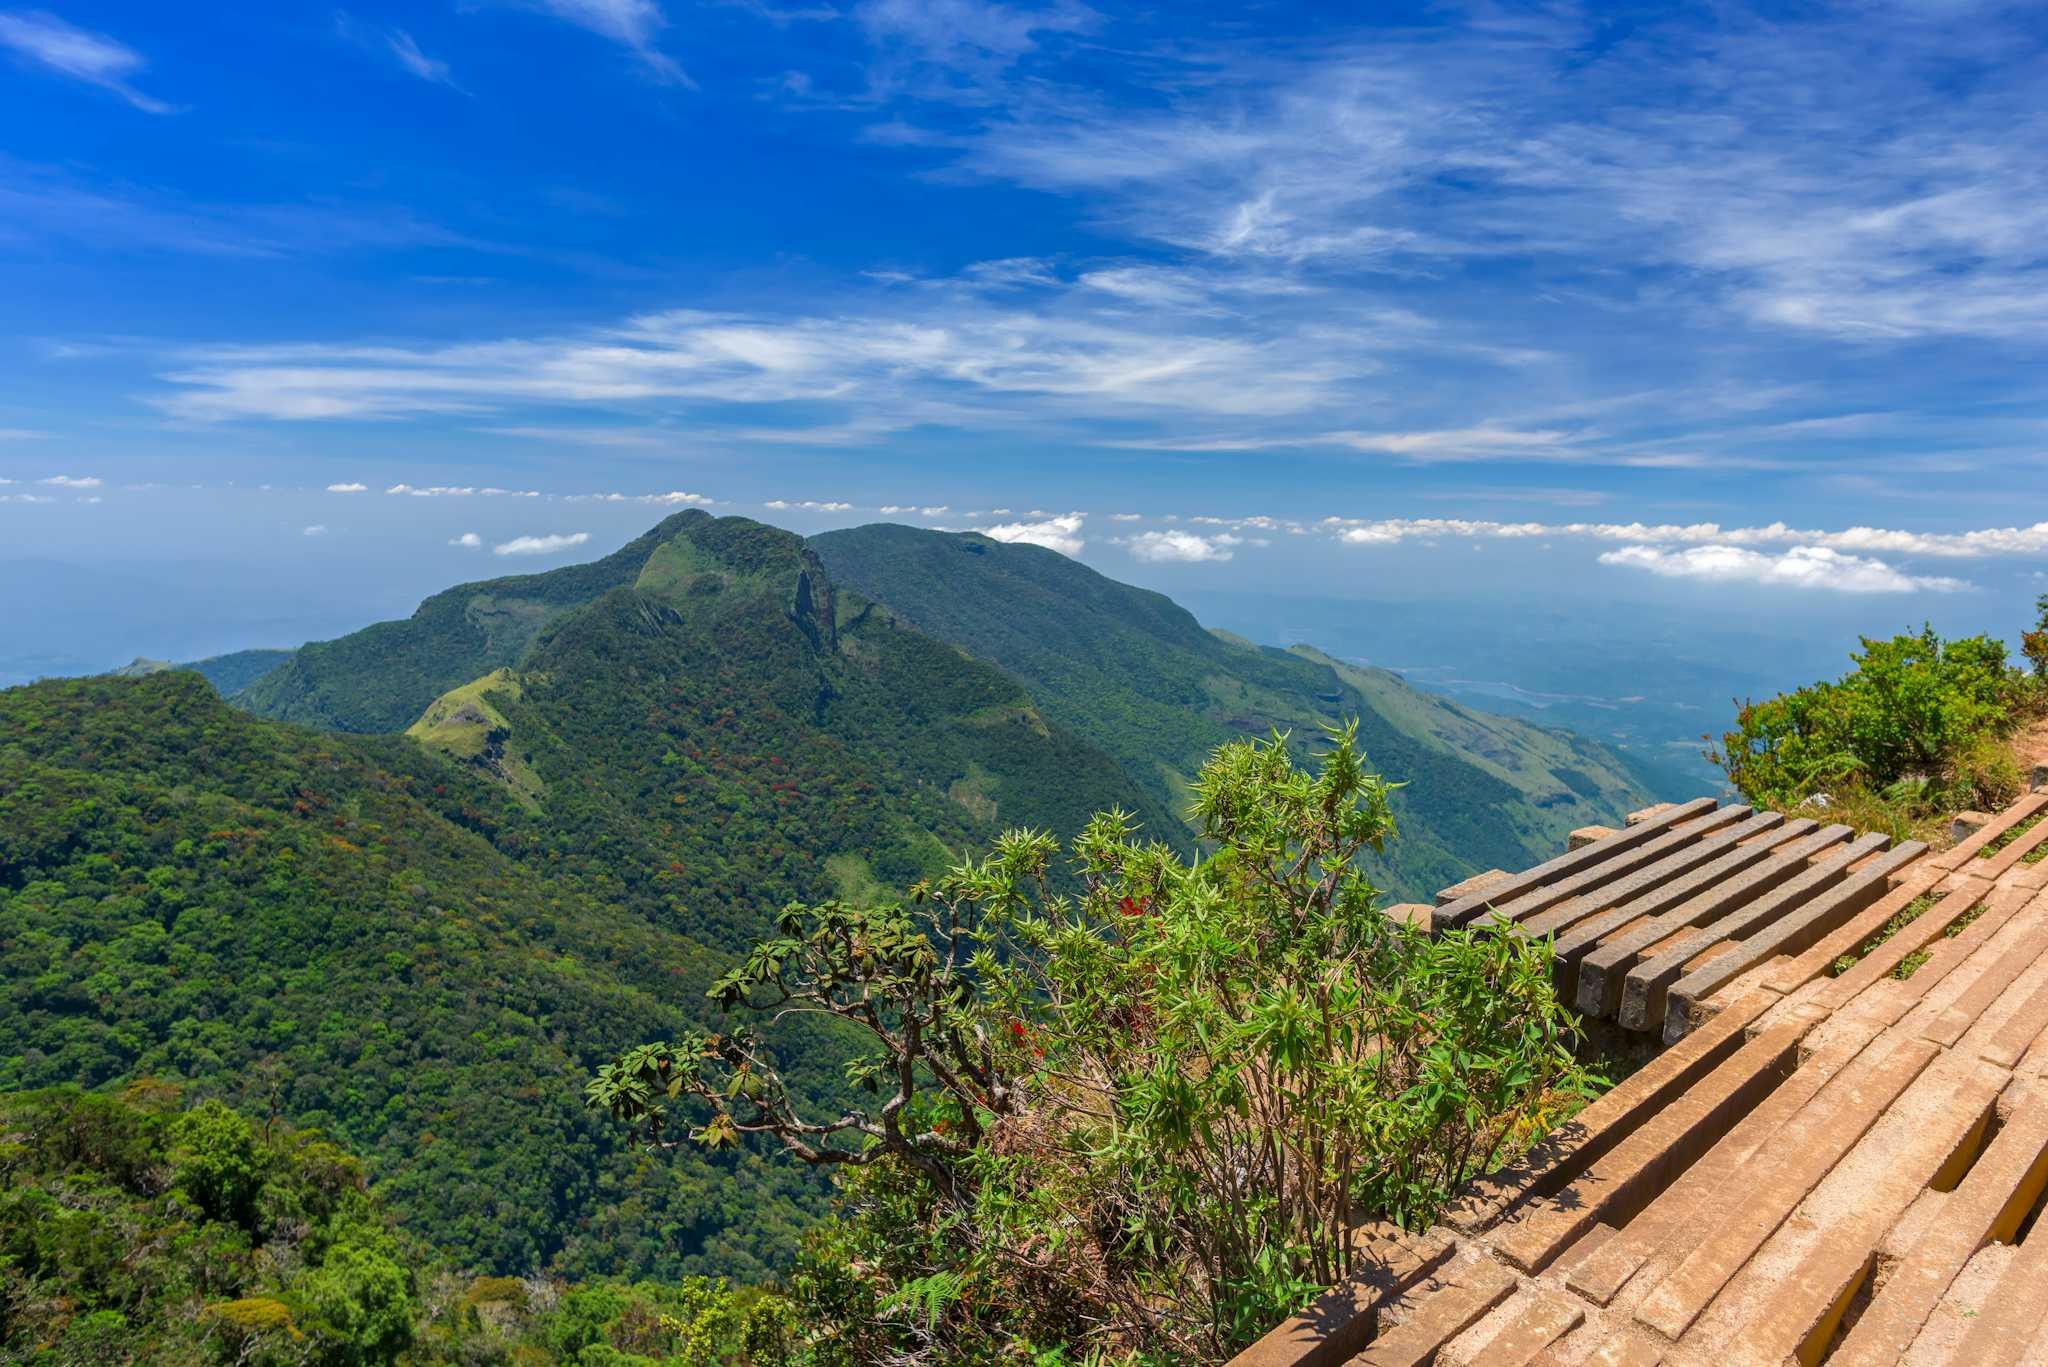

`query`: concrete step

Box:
[1629,1033,1939,1342]
[1432,800,1720,933]
[1619,832,1892,1032]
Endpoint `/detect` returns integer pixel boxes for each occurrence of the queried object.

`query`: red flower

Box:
[1118,896,1145,917]
[1008,1020,1026,1039]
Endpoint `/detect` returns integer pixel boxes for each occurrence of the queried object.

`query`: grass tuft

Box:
[1830,892,1941,977]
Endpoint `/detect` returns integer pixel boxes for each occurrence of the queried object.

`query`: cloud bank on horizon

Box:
[1,0,2045,602]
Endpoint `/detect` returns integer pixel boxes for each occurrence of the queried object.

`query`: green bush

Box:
[0,1086,795,1365]
[1711,625,2029,815]
[592,726,1593,1363]
[2023,594,2048,680]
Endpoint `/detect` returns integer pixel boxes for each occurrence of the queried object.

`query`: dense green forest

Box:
[812,523,1655,898]
[0,671,830,1283]
[0,517,1174,1285]
[0,1087,795,1364]
[0,511,1665,1342]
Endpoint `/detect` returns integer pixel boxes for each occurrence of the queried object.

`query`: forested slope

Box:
[0,671,828,1281]
[811,523,1654,899]
[236,513,709,732]
[0,517,1174,1281]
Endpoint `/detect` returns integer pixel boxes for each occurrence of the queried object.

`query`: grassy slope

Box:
[810,524,1654,900]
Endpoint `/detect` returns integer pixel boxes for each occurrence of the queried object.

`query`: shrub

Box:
[2024,594,2048,679]
[592,725,1592,1362]
[1711,625,2027,815]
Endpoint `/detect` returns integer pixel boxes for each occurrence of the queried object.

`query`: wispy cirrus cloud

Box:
[154,296,1362,424]
[530,0,689,84]
[0,10,175,113]
[385,30,458,88]
[942,7,2048,344]
[336,12,464,91]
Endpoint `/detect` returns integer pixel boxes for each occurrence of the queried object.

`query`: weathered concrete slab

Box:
[1481,808,1754,935]
[1930,792,2048,870]
[1517,811,1787,943]
[1564,1009,1880,1309]
[1629,1034,1938,1342]
[1827,1080,2048,1367]
[1435,868,1511,908]
[1619,831,1892,1032]
[1349,1256,1516,1367]
[1492,1018,1809,1275]
[1459,1288,1582,1364]
[1431,799,1718,932]
[1662,840,1929,1043]
[1709,1053,2003,1365]
[1754,858,1946,996]
[1380,902,1434,931]
[1571,821,1849,1018]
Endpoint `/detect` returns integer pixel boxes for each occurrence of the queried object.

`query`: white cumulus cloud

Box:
[302,524,328,537]
[450,531,482,548]
[982,513,1084,557]
[40,474,102,488]
[1597,544,1969,594]
[326,481,369,493]
[1127,529,1239,563]
[494,532,591,556]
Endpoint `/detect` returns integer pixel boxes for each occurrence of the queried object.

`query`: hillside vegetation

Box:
[0,1087,797,1365]
[0,517,1173,1282]
[0,671,836,1283]
[236,515,706,733]
[593,728,1591,1362]
[811,523,1654,899]
[1713,613,2048,840]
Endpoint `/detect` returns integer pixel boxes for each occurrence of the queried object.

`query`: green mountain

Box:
[1,515,1175,1281]
[810,523,1655,900]
[109,647,297,697]
[0,669,822,1281]
[380,514,1184,947]
[236,516,709,733]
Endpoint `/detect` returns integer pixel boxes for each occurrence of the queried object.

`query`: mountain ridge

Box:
[811,522,1656,900]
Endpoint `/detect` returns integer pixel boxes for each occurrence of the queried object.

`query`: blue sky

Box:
[2,0,2046,636]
